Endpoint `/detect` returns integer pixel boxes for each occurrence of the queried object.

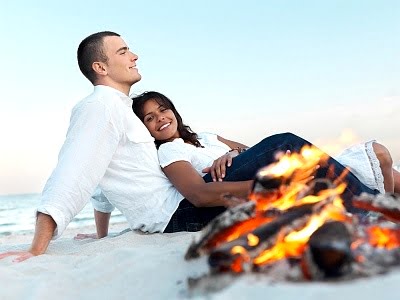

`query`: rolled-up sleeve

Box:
[37,100,120,239]
[90,187,115,213]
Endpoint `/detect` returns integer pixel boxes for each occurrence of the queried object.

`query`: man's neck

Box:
[95,80,131,96]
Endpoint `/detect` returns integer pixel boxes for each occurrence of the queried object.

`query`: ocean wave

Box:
[0,231,12,236]
[0,229,34,237]
[0,222,17,227]
[72,216,97,223]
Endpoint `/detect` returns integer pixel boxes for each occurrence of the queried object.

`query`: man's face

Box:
[101,36,141,88]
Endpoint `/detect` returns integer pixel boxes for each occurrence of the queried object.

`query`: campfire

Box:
[186,146,400,282]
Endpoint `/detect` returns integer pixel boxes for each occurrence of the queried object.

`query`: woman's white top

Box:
[335,140,385,193]
[158,132,231,175]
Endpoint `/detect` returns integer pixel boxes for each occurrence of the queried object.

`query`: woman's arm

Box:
[202,135,250,182]
[163,161,253,207]
[217,135,248,151]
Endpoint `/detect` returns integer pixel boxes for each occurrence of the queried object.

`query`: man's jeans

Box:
[164,133,379,233]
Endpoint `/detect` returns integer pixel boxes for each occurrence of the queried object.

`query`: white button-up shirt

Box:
[37,85,183,238]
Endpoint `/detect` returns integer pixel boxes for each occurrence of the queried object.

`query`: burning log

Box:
[186,179,341,263]
[207,203,316,273]
[353,193,400,222]
[185,201,256,259]
[207,193,343,274]
[301,221,354,280]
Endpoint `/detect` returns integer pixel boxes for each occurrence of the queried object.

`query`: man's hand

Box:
[202,151,239,182]
[74,233,98,240]
[0,251,35,263]
[0,213,56,263]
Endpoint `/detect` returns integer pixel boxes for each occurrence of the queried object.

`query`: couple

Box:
[0,31,387,262]
[94,90,397,235]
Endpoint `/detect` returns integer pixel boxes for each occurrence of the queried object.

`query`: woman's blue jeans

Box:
[164,132,379,233]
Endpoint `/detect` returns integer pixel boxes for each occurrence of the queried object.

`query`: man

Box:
[0,31,184,261]
[0,31,378,262]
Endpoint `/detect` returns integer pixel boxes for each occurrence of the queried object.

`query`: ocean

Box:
[0,194,124,237]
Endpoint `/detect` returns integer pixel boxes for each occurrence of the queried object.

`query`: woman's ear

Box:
[92,62,107,76]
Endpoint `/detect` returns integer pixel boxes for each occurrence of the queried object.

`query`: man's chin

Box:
[132,73,142,84]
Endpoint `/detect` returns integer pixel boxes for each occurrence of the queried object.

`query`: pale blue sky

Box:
[0,0,399,195]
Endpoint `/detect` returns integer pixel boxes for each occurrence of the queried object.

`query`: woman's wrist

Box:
[228,147,248,154]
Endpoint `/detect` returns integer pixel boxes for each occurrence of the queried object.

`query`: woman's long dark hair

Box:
[132,91,202,148]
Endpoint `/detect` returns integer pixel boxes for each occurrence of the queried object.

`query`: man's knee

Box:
[372,142,393,168]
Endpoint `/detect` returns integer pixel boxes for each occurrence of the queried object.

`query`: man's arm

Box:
[95,209,111,238]
[1,100,120,260]
[0,213,56,262]
[74,209,111,240]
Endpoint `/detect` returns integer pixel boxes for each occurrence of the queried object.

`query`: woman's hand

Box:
[202,150,240,182]
[220,193,249,208]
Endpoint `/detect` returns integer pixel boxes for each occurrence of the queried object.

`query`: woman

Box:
[130,92,397,230]
[133,92,399,195]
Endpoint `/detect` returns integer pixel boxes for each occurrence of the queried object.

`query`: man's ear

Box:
[92,62,107,76]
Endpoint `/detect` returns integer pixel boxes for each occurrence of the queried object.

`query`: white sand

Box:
[1,223,400,300]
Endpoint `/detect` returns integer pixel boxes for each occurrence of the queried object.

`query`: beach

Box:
[1,222,400,300]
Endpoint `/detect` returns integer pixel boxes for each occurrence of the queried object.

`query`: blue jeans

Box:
[164,133,379,233]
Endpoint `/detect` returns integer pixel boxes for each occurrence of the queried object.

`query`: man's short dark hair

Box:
[77,31,120,84]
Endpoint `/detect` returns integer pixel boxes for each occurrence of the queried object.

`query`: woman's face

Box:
[141,99,180,141]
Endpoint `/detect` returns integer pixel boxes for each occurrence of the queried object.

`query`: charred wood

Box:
[353,193,400,223]
[185,201,256,260]
[208,203,317,273]
[301,221,353,280]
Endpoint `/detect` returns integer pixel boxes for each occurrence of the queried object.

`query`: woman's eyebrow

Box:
[144,105,163,117]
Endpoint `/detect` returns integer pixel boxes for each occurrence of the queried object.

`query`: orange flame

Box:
[366,226,400,250]
[257,145,326,180]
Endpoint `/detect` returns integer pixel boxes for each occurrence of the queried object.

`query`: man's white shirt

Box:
[37,85,183,238]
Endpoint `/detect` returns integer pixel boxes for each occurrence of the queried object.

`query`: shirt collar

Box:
[94,85,133,107]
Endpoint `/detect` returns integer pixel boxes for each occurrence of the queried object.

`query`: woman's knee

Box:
[264,132,307,144]
[372,142,393,167]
